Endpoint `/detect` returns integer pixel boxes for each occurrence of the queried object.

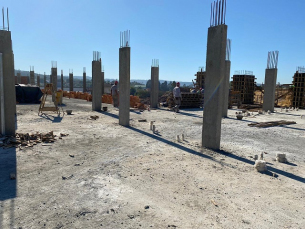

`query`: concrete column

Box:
[43,72,46,88]
[17,71,21,84]
[37,75,40,87]
[263,68,277,112]
[101,71,104,95]
[0,30,16,136]
[150,66,159,108]
[51,67,57,90]
[69,72,73,91]
[92,59,102,111]
[222,60,231,117]
[119,47,131,126]
[61,70,63,90]
[83,68,86,92]
[202,24,227,150]
[30,69,34,85]
[51,67,57,102]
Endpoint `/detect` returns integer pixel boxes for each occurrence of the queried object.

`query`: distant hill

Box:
[15,70,193,86]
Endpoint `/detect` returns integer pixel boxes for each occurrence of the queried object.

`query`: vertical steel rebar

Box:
[215,0,218,26]
[7,8,9,31]
[210,3,212,26]
[276,51,279,68]
[218,0,221,25]
[2,8,4,30]
[224,0,226,24]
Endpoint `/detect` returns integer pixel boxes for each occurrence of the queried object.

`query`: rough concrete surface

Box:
[1,97,305,229]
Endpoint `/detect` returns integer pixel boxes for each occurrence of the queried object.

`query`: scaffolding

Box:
[232,72,256,104]
[292,71,305,108]
[194,67,206,89]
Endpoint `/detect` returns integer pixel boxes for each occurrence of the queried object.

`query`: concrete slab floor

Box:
[0,97,305,228]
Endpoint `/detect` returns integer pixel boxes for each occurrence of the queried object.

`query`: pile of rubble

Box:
[0,131,69,149]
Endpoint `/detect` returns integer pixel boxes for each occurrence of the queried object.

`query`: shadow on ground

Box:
[0,147,17,228]
[39,113,64,123]
[216,150,305,184]
[101,111,305,184]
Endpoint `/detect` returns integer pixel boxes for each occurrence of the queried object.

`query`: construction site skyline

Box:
[2,0,304,84]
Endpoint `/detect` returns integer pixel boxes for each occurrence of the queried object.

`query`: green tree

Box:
[172,81,176,88]
[146,79,151,89]
[160,81,168,91]
[136,89,150,98]
[130,86,136,95]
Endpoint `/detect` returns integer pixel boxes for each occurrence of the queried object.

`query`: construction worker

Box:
[111,81,119,107]
[173,82,182,112]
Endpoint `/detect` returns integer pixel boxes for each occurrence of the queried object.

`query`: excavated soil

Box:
[1,97,305,229]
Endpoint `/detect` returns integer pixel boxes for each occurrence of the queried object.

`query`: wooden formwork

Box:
[232,74,256,104]
[292,72,305,108]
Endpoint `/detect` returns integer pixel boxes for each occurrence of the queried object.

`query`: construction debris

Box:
[62,174,74,180]
[276,153,287,163]
[211,199,218,207]
[89,115,99,120]
[248,120,296,128]
[0,132,69,149]
[254,160,267,172]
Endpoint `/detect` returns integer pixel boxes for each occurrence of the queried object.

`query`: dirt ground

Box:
[1,97,305,229]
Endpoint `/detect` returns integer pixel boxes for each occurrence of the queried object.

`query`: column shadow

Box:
[0,147,17,228]
[276,112,302,117]
[101,111,305,184]
[176,111,202,118]
[216,150,304,183]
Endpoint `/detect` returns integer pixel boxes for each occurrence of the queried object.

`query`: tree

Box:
[130,86,136,95]
[172,81,176,88]
[146,79,151,89]
[136,89,150,98]
[160,81,168,91]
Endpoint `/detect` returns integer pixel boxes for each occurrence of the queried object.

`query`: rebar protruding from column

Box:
[120,30,130,48]
[1,7,9,31]
[226,39,231,61]
[234,70,254,76]
[198,66,205,72]
[51,61,57,68]
[69,69,73,74]
[151,59,159,67]
[30,66,34,71]
[297,66,305,73]
[267,51,279,69]
[93,51,101,61]
[210,0,227,27]
[83,67,86,73]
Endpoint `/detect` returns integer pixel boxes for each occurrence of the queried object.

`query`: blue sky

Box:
[2,0,305,84]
